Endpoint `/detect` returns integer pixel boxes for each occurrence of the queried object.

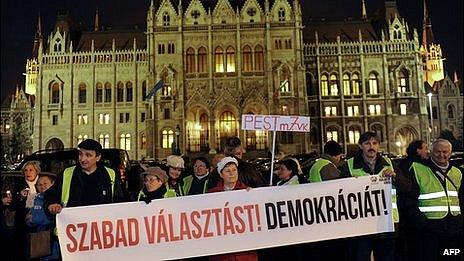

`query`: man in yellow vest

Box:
[308,140,343,182]
[404,139,463,261]
[307,140,350,260]
[45,139,123,215]
[340,131,397,261]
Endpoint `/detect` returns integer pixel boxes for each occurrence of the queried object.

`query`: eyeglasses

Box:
[144,177,159,183]
[194,164,206,168]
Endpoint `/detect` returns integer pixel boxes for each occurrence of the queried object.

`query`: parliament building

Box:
[24,0,462,160]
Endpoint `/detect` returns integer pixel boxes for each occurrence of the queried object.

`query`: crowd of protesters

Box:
[1,133,463,260]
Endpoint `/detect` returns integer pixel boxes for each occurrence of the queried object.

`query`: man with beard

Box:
[340,132,397,261]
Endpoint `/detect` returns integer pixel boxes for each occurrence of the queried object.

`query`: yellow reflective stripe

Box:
[392,202,397,209]
[419,206,450,212]
[418,191,447,200]
[447,191,458,197]
[450,206,461,212]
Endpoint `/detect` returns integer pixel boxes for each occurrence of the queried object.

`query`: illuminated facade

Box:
[29,0,461,159]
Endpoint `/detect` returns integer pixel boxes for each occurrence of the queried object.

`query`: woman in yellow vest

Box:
[137,166,176,203]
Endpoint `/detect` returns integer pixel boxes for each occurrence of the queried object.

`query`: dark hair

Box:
[406,140,426,157]
[358,131,380,144]
[279,159,299,177]
[38,174,55,182]
[193,156,210,169]
[224,137,241,156]
[324,140,342,156]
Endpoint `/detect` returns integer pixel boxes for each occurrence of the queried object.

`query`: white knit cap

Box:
[166,155,184,168]
[217,156,238,173]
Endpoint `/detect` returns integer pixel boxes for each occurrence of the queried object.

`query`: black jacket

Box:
[402,158,463,236]
[44,163,124,214]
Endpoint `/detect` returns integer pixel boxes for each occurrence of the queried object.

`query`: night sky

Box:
[1,0,462,98]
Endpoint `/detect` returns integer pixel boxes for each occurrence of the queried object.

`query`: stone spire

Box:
[361,0,367,20]
[422,0,435,49]
[32,15,43,58]
[94,8,99,31]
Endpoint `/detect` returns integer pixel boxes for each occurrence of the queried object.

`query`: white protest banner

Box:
[241,114,311,132]
[56,175,393,261]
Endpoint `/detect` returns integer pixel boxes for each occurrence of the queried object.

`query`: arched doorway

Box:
[394,126,418,156]
[45,138,64,150]
[218,111,238,150]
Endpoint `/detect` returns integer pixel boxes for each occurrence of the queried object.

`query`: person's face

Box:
[168,166,182,180]
[220,163,238,186]
[232,147,244,159]
[78,149,101,172]
[359,138,380,159]
[333,154,342,164]
[193,160,208,176]
[417,143,429,159]
[278,164,292,181]
[143,175,163,192]
[36,176,54,193]
[23,164,39,182]
[431,142,451,166]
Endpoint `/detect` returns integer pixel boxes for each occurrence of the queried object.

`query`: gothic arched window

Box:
[352,73,360,95]
[321,75,329,96]
[329,74,339,96]
[96,82,103,103]
[78,83,86,103]
[368,73,379,95]
[197,47,207,73]
[343,74,350,96]
[397,70,409,93]
[186,47,195,73]
[104,82,112,102]
[243,45,252,72]
[126,81,133,102]
[226,46,235,72]
[162,129,174,148]
[117,81,124,102]
[215,47,224,72]
[254,45,264,71]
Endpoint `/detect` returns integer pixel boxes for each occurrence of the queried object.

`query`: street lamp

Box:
[427,93,433,142]
[175,124,181,155]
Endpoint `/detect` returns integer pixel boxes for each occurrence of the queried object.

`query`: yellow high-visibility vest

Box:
[412,162,461,219]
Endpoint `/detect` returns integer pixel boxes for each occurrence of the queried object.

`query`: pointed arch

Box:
[226,46,235,72]
[242,45,252,72]
[197,47,207,73]
[254,45,264,71]
[186,47,195,73]
[215,46,224,72]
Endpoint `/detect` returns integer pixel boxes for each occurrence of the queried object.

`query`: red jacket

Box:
[207,179,258,261]
[207,180,248,193]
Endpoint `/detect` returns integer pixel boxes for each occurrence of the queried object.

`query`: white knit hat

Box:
[217,156,238,173]
[166,155,184,168]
